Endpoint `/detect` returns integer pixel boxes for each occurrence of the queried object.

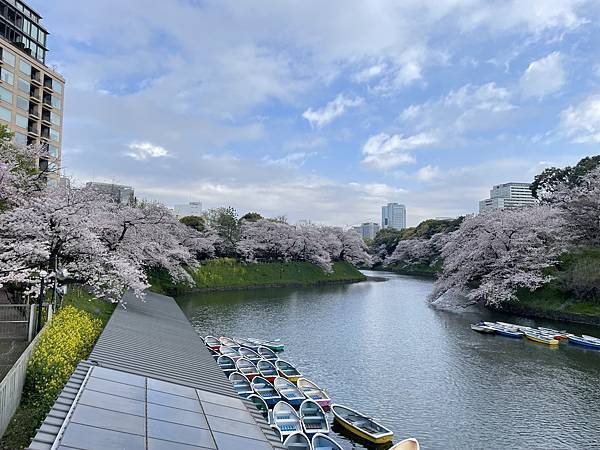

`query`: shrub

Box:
[23,305,103,410]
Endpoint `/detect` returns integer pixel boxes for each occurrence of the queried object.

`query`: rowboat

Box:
[273,401,302,437]
[247,393,269,422]
[275,359,302,383]
[523,331,559,346]
[483,323,523,338]
[283,432,311,450]
[203,335,221,350]
[582,334,600,343]
[257,359,279,383]
[238,347,262,365]
[216,355,237,377]
[251,376,282,406]
[331,404,393,444]
[219,345,241,360]
[234,337,261,351]
[470,323,495,334]
[248,337,285,352]
[236,357,260,381]
[390,438,421,450]
[219,336,239,349]
[296,378,331,410]
[537,327,568,340]
[274,377,305,407]
[311,433,343,450]
[568,335,600,350]
[228,372,253,397]
[299,399,329,435]
[257,345,279,361]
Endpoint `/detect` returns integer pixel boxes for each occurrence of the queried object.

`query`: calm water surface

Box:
[177,271,600,450]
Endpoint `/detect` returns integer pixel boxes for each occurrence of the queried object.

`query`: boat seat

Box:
[305,422,323,429]
[279,424,297,431]
[287,444,308,449]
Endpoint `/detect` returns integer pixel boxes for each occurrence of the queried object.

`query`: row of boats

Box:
[203,335,420,450]
[471,321,600,349]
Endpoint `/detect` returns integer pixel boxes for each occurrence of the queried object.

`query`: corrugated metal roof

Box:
[27,291,285,449]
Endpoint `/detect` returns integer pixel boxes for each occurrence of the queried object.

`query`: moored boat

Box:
[219,336,239,348]
[582,334,600,343]
[257,359,279,383]
[537,327,568,340]
[331,404,393,445]
[228,372,253,397]
[274,376,305,407]
[390,438,421,450]
[568,335,600,350]
[238,347,262,365]
[296,378,331,410]
[234,337,261,351]
[311,433,343,450]
[273,401,302,437]
[247,393,269,422]
[236,357,260,381]
[483,323,523,338]
[257,345,279,361]
[299,399,329,435]
[282,431,311,450]
[203,335,221,350]
[219,345,242,360]
[251,376,282,407]
[523,331,559,346]
[275,359,302,382]
[248,337,285,352]
[470,323,495,334]
[216,355,236,377]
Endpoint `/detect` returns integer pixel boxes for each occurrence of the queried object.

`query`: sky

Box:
[31,0,600,226]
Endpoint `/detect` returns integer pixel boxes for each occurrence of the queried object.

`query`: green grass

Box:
[149,259,366,296]
[60,285,116,326]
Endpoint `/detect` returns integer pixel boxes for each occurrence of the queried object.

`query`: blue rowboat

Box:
[251,376,282,407]
[272,401,302,437]
[228,372,253,398]
[217,355,236,378]
[282,431,311,450]
[257,345,279,361]
[568,335,600,350]
[238,347,262,365]
[483,322,523,338]
[274,377,305,407]
[311,433,344,450]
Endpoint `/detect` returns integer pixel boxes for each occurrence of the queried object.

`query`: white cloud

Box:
[416,165,440,181]
[361,132,437,170]
[520,52,566,98]
[560,94,600,143]
[262,152,315,168]
[353,63,386,82]
[302,94,364,128]
[126,141,171,160]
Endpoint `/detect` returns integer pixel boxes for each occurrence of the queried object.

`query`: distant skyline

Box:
[33,1,600,226]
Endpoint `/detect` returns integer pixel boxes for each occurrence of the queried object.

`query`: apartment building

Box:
[479,182,537,212]
[0,0,64,185]
[381,203,407,230]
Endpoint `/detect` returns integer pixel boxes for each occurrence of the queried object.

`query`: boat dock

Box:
[27,291,285,450]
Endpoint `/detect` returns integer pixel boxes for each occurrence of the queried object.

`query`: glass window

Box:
[48,144,58,157]
[51,96,60,109]
[15,113,27,129]
[49,128,59,141]
[53,80,62,94]
[0,105,11,122]
[1,48,15,66]
[1,67,13,85]
[19,59,31,75]
[0,86,12,104]
[50,111,60,126]
[14,131,26,145]
[18,77,29,93]
[16,95,28,110]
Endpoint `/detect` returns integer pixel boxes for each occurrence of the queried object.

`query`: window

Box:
[16,95,28,110]
[48,144,58,157]
[49,128,59,141]
[15,113,27,129]
[51,96,60,109]
[14,131,26,145]
[53,80,62,94]
[18,77,29,93]
[0,67,13,85]
[50,111,60,126]
[19,59,31,76]
[0,105,10,122]
[1,48,15,66]
[0,86,12,104]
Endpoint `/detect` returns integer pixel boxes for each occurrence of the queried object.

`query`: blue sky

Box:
[31,0,600,226]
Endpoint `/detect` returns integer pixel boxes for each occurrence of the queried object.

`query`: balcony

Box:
[30,88,40,102]
[42,94,52,108]
[40,125,50,140]
[29,106,39,118]
[31,73,42,86]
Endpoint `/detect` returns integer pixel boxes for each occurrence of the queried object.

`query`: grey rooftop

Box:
[28,291,284,450]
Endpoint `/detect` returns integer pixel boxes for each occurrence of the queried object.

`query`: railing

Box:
[0,324,44,437]
[0,305,31,339]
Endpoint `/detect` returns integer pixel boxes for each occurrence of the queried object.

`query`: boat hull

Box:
[333,416,393,444]
[568,336,600,349]
[524,333,559,346]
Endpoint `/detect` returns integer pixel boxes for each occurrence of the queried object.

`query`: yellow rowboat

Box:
[390,438,421,450]
[331,404,393,444]
[274,359,302,383]
[524,331,559,346]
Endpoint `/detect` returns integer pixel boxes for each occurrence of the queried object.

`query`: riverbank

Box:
[372,263,438,278]
[149,259,367,296]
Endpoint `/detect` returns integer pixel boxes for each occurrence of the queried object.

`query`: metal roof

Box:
[27,291,285,449]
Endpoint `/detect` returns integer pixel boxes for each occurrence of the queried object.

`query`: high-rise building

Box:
[173,201,203,219]
[0,0,64,185]
[352,222,380,241]
[479,182,536,212]
[381,203,406,230]
[86,182,135,205]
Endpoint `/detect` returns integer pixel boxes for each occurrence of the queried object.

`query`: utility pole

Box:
[37,270,47,333]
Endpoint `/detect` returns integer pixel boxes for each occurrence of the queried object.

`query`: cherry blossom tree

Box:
[429,206,565,307]
[385,232,450,269]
